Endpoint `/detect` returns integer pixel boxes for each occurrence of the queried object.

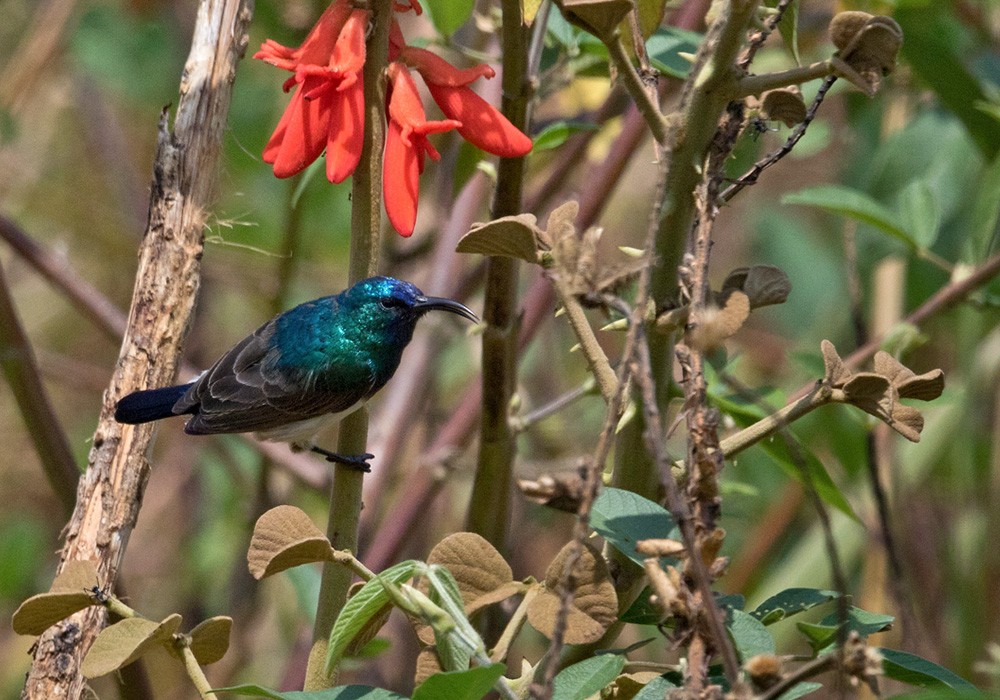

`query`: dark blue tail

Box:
[115,383,194,424]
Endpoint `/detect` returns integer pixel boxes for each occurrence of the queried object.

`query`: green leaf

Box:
[551,654,626,700]
[635,0,669,39]
[412,664,506,700]
[532,121,599,152]
[620,587,661,625]
[215,684,407,699]
[897,180,941,250]
[424,566,475,672]
[325,560,421,674]
[756,433,857,521]
[423,0,474,36]
[782,185,915,250]
[728,609,775,661]
[894,2,1000,159]
[780,682,822,700]
[879,649,978,692]
[970,150,1000,257]
[795,621,838,653]
[646,26,702,79]
[752,588,840,625]
[776,0,799,65]
[590,488,677,566]
[633,675,679,699]
[818,607,894,637]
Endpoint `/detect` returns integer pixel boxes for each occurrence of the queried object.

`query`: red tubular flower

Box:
[401,45,533,158]
[254,2,367,182]
[383,63,461,236]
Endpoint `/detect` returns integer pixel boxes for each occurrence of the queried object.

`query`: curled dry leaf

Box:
[820,340,944,442]
[829,11,903,93]
[689,291,750,351]
[874,352,945,400]
[188,616,233,666]
[556,0,634,41]
[526,541,618,644]
[12,560,101,635]
[721,265,791,309]
[635,538,686,558]
[456,214,545,264]
[427,532,517,615]
[247,505,333,580]
[517,472,586,513]
[82,614,183,678]
[414,646,444,686]
[761,88,808,127]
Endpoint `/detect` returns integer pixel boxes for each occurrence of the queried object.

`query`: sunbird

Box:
[115,276,478,470]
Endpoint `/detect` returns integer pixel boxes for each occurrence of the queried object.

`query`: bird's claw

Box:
[310,446,374,472]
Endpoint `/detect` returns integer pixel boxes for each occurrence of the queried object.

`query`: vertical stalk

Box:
[466,0,531,550]
[305,0,389,689]
[0,259,78,515]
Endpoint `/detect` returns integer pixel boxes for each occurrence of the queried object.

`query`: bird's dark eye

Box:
[379,297,403,310]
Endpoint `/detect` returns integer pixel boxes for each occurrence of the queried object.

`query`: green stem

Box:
[735,60,835,97]
[551,277,618,402]
[179,644,214,699]
[490,585,538,663]
[606,34,669,143]
[0,259,78,515]
[306,0,390,689]
[467,0,531,551]
[719,384,835,458]
[649,0,761,408]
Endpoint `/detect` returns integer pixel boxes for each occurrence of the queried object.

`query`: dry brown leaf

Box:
[874,352,945,400]
[456,215,544,264]
[12,561,103,635]
[526,541,617,644]
[821,340,852,386]
[247,505,333,580]
[721,266,792,309]
[414,646,444,686]
[12,590,97,636]
[428,532,514,610]
[761,88,807,127]
[613,671,666,700]
[82,614,183,678]
[689,291,750,351]
[518,473,586,513]
[188,616,232,666]
[842,372,891,402]
[558,0,634,40]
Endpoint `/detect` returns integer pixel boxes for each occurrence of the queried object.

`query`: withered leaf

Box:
[247,505,333,580]
[874,352,945,400]
[188,616,232,666]
[427,532,515,613]
[821,339,852,386]
[689,291,750,351]
[526,541,618,644]
[557,0,634,40]
[721,266,791,309]
[842,372,891,402]
[889,404,924,443]
[761,89,808,127]
[82,614,183,678]
[518,473,586,513]
[414,647,444,686]
[13,560,103,635]
[456,215,545,264]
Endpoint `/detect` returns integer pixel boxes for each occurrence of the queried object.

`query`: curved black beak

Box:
[414,296,479,323]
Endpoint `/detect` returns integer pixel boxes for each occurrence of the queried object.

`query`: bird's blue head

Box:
[342,276,478,329]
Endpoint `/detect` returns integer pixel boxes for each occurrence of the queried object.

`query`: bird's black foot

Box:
[310,447,374,472]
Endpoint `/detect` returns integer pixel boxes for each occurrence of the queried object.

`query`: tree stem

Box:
[306,0,390,689]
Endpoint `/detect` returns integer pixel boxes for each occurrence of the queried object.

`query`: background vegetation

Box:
[2,0,999,697]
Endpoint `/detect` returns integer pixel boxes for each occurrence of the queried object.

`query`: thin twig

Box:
[0,258,78,514]
[720,74,837,203]
[739,0,795,69]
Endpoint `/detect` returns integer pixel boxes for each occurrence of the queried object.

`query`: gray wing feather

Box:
[176,319,375,435]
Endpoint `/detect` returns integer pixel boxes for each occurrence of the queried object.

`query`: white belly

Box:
[252,400,365,449]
